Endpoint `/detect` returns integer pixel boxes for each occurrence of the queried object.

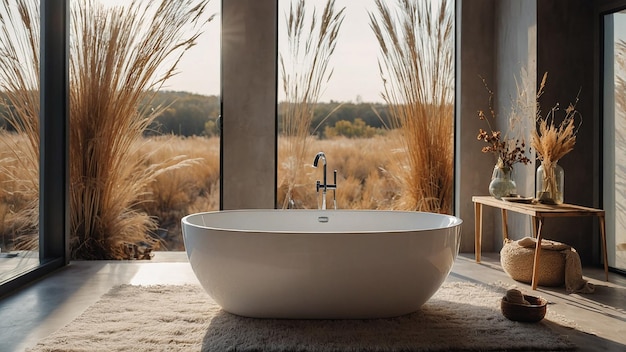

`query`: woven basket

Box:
[500,240,565,287]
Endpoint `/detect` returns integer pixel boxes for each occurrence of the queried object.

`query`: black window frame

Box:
[0,0,69,297]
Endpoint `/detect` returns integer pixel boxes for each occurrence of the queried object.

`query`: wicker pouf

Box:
[500,239,566,287]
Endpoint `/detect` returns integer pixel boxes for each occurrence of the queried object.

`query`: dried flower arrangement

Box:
[531,73,581,203]
[477,78,532,170]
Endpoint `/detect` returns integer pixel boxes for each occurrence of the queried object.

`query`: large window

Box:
[0,0,222,293]
[0,0,68,296]
[277,0,455,214]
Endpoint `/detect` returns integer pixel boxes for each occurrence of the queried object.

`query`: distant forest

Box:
[0,91,391,138]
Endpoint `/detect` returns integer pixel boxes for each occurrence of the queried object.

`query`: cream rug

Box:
[28,282,575,352]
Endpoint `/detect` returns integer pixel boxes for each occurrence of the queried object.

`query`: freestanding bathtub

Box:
[181,209,462,319]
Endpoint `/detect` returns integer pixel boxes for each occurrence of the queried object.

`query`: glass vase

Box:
[536,162,564,204]
[489,165,517,199]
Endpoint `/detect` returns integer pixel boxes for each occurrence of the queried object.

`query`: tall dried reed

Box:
[0,0,212,259]
[278,0,345,209]
[369,0,454,213]
[69,0,211,259]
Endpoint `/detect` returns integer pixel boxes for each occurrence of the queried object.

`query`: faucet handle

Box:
[316,180,321,192]
[324,170,338,190]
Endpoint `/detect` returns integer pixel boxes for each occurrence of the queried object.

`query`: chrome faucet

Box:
[313,151,337,210]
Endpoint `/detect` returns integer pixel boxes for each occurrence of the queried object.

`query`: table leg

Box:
[531,218,544,290]
[531,216,538,238]
[474,202,482,263]
[599,215,609,281]
[501,209,509,242]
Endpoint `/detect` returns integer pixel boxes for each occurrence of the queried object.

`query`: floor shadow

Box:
[454,254,626,325]
[544,317,626,352]
[541,284,626,323]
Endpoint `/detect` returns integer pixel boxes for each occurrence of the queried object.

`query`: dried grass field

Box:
[1,133,412,251]
[143,133,411,249]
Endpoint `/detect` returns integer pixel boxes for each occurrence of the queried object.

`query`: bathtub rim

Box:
[181,209,463,235]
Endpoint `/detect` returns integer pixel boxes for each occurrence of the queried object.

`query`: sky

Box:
[156,0,386,103]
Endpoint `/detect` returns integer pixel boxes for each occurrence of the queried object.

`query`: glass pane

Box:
[277,0,454,213]
[604,10,626,271]
[0,1,40,283]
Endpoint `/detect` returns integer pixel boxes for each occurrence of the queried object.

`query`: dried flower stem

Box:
[476,75,532,169]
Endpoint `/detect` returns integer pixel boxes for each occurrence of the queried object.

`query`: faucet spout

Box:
[313,152,327,194]
[313,152,326,168]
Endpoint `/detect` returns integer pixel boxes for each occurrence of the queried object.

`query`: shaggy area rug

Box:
[28,282,574,352]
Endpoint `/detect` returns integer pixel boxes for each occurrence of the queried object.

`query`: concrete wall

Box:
[457,0,537,253]
[456,0,498,253]
[536,0,597,263]
[221,0,277,209]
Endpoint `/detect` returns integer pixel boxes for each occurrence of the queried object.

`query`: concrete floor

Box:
[0,252,624,352]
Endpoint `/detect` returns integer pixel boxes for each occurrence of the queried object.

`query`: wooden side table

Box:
[472,195,608,290]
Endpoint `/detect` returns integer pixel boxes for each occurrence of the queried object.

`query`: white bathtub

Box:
[181,209,462,319]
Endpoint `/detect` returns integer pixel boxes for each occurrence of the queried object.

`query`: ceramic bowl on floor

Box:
[501,294,547,322]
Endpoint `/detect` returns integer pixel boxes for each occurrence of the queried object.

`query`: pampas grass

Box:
[69,0,211,259]
[369,0,454,214]
[532,106,579,163]
[531,73,581,202]
[278,0,345,209]
[531,73,579,163]
[0,0,212,259]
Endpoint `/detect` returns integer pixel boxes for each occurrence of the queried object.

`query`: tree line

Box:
[145,91,391,138]
[150,91,389,138]
[1,91,392,138]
